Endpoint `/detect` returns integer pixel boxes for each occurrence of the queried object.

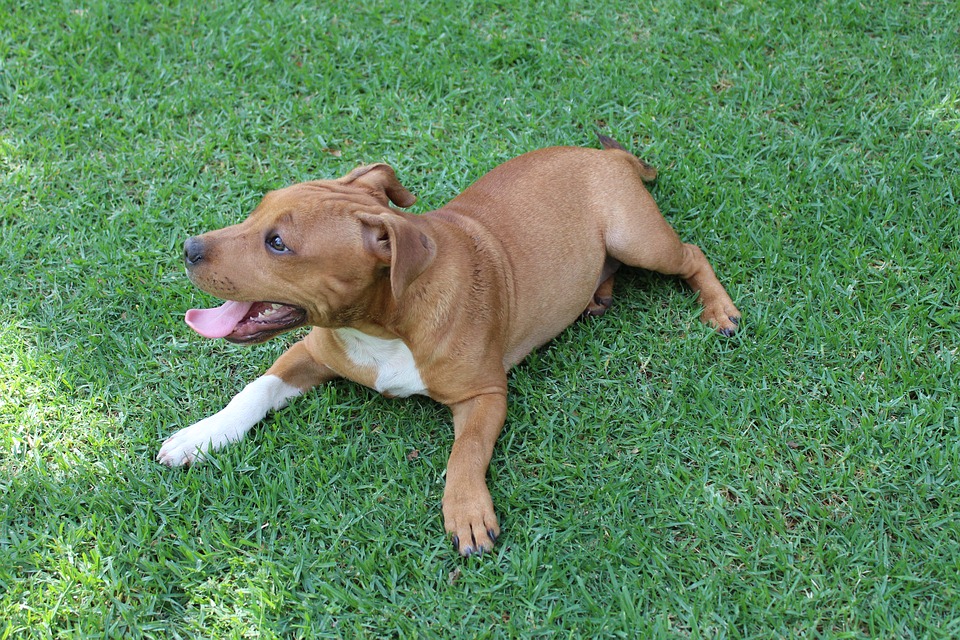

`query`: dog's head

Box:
[182,164,436,343]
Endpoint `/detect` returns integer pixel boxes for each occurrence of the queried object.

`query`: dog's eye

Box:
[266,234,289,253]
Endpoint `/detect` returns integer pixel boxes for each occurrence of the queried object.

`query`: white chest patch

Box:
[334,328,428,398]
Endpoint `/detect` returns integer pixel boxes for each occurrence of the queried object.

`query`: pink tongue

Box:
[184,301,255,339]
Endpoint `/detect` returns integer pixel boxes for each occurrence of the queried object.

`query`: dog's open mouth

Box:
[185,300,307,344]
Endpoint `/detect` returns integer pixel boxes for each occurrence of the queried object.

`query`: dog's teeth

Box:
[255,304,284,319]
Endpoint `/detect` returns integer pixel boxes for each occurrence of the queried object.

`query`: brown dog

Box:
[158,136,740,556]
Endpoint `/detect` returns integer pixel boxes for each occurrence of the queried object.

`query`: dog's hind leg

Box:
[581,257,620,318]
[604,185,740,334]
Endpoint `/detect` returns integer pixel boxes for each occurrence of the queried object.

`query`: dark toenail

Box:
[720,328,735,337]
[452,535,460,551]
[488,528,498,542]
[730,316,740,325]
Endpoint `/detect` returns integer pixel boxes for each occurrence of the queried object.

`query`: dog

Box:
[158,135,740,556]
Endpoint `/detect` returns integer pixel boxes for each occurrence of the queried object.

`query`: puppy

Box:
[158,135,740,556]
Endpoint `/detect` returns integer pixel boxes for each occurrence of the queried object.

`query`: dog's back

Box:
[436,140,664,362]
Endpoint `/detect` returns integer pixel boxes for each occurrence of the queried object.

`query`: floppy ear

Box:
[340,163,417,208]
[357,212,436,299]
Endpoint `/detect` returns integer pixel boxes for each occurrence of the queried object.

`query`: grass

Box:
[1,0,958,636]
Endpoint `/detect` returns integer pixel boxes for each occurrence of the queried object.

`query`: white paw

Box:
[156,375,302,468]
[156,414,236,467]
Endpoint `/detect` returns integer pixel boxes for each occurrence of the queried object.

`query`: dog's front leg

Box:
[157,340,337,467]
[442,392,507,556]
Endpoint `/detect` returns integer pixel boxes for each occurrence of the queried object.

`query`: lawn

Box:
[1,0,958,637]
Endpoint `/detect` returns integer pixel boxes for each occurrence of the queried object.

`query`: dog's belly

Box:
[502,254,607,369]
[333,328,428,398]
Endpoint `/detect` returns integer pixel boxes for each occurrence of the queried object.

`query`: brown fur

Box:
[181,138,741,555]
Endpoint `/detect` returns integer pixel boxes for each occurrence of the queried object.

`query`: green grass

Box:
[2,0,959,636]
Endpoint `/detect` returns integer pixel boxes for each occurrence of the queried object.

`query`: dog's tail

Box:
[597,133,658,183]
[597,133,628,152]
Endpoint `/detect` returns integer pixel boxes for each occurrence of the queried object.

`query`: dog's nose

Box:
[184,237,205,266]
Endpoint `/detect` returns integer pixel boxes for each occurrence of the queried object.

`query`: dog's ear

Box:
[357,212,436,299]
[340,164,417,208]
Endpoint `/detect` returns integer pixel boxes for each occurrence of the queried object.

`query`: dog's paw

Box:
[701,301,741,336]
[157,412,240,467]
[581,293,614,319]
[442,484,500,557]
[157,424,212,467]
